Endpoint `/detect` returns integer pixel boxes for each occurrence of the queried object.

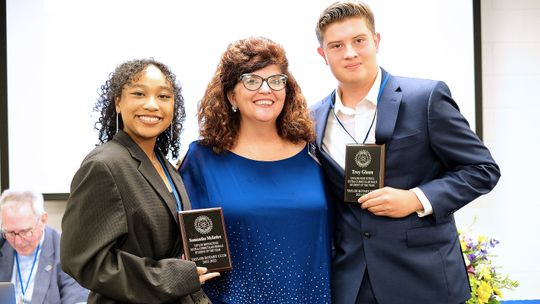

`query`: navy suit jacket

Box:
[0,226,88,304]
[310,68,500,304]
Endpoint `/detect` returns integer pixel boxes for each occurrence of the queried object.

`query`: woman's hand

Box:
[197,267,220,283]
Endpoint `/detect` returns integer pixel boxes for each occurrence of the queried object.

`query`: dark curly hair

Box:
[198,36,315,154]
[93,58,185,158]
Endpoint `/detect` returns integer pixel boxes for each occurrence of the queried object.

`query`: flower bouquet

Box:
[459,223,519,304]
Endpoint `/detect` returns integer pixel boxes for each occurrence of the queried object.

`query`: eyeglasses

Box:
[1,219,40,241]
[239,73,288,91]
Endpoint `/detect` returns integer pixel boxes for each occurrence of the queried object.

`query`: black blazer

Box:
[61,131,209,304]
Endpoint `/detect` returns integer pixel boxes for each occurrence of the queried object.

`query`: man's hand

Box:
[358,187,423,218]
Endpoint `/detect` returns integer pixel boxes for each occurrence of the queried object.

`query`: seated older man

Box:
[0,189,88,304]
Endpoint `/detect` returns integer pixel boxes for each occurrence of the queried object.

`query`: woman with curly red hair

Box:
[180,37,332,303]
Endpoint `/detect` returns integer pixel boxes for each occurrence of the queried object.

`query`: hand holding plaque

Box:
[344,144,385,202]
[178,207,232,272]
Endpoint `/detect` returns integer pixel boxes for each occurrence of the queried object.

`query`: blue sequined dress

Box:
[180,141,332,304]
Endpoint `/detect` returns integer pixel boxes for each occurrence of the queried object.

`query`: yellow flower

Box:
[477,281,493,304]
[494,287,503,298]
[460,238,467,251]
[478,265,492,280]
[478,235,488,244]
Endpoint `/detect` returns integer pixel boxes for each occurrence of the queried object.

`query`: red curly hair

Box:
[198,37,315,154]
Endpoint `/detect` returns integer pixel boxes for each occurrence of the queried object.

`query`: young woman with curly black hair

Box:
[61,59,219,304]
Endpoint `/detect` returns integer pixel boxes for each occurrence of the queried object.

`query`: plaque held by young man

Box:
[344,144,385,202]
[178,207,232,272]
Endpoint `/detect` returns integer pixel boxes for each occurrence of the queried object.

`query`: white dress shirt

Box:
[321,68,432,216]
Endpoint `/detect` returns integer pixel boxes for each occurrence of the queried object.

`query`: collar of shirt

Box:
[334,67,382,116]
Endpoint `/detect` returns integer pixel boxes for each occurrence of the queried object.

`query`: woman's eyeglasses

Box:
[239,73,288,91]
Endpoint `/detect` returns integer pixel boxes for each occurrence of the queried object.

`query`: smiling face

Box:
[115,65,174,148]
[227,64,286,127]
[318,17,380,89]
[1,202,47,256]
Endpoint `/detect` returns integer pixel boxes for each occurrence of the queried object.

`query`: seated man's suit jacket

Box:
[0,226,89,304]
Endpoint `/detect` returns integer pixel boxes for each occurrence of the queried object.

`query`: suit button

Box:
[363,232,371,239]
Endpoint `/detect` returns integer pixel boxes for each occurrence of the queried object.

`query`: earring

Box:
[232,105,238,113]
[170,113,174,140]
[116,113,119,134]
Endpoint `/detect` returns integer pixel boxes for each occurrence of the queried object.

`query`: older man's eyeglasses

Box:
[1,220,40,240]
[239,73,288,91]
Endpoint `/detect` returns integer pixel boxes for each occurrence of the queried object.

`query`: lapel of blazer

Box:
[313,93,332,148]
[313,93,365,226]
[31,227,54,304]
[0,238,15,281]
[114,131,179,223]
[375,68,402,144]
[312,91,344,172]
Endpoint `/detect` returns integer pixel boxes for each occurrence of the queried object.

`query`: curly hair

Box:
[198,37,315,154]
[93,58,185,158]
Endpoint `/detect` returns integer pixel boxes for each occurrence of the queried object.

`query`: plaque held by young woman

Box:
[178,207,232,272]
[344,144,385,202]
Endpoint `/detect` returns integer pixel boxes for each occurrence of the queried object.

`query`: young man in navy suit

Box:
[311,2,500,303]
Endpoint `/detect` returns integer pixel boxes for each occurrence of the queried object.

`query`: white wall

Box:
[455,0,540,300]
[7,0,476,194]
[41,0,540,300]
[45,200,66,232]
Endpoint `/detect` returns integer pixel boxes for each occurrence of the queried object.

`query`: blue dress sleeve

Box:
[179,142,210,209]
